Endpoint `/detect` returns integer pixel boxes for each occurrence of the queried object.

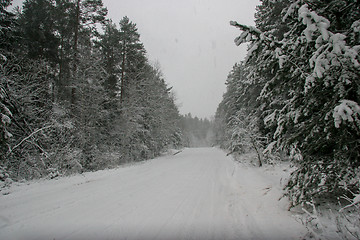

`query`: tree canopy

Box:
[215,0,360,206]
[1,0,183,181]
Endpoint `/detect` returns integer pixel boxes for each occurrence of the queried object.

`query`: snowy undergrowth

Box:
[233,151,360,240]
[295,195,360,240]
[231,151,298,211]
[1,148,181,196]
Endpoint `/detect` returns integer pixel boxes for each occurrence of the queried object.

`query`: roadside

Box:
[0,147,307,240]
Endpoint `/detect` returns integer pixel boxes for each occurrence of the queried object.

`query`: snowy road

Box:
[0,148,306,240]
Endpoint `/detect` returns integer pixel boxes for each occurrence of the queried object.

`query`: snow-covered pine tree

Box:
[0,0,15,150]
[0,80,13,152]
[229,0,360,206]
[118,16,147,105]
[1,1,183,180]
[214,62,265,166]
[0,0,17,54]
[18,0,59,62]
[98,20,122,99]
[98,16,183,163]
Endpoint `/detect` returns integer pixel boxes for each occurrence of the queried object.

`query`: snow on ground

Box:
[0,147,307,240]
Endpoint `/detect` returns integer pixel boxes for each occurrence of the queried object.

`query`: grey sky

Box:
[11,0,259,119]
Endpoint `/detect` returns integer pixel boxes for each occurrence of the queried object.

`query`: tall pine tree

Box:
[217,0,360,206]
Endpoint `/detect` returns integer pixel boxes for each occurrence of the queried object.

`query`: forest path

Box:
[0,147,306,240]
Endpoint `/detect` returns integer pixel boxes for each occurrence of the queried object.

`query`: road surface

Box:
[0,147,306,240]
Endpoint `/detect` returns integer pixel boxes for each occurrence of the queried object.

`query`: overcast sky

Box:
[11,0,259,119]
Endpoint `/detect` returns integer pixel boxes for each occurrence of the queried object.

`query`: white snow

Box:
[298,4,330,42]
[263,141,277,155]
[0,148,306,240]
[333,99,360,128]
[352,20,360,33]
[282,0,300,22]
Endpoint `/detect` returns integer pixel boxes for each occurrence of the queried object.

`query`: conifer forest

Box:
[1,0,189,180]
[1,0,360,239]
[215,0,360,207]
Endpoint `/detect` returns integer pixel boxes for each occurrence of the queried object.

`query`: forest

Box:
[0,0,194,182]
[1,0,360,238]
[215,0,360,207]
[1,0,359,214]
[179,113,214,148]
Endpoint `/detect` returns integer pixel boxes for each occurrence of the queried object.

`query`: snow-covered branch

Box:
[9,125,53,154]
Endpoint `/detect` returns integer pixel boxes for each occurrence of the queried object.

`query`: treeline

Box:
[215,0,360,206]
[0,0,183,182]
[179,113,214,147]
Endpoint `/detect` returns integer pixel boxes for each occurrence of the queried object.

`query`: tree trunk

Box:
[120,46,126,105]
[71,0,81,109]
[250,137,263,167]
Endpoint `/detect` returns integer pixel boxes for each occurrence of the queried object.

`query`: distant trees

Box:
[1,0,183,182]
[216,0,360,206]
[180,114,214,147]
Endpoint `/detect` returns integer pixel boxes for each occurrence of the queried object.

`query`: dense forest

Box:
[1,0,359,238]
[2,0,359,212]
[179,113,214,148]
[0,0,185,182]
[215,0,360,207]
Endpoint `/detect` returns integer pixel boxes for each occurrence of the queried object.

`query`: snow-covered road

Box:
[0,148,306,240]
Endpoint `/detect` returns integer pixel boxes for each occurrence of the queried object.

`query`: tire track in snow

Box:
[0,148,307,240]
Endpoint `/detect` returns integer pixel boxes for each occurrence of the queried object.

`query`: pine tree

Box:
[215,63,265,165]
[226,0,360,205]
[69,0,107,108]
[19,0,107,105]
[118,16,146,104]
[98,16,183,162]
[1,0,183,179]
[0,0,18,54]
[98,20,121,98]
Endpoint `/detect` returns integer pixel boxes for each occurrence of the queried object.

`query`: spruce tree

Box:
[219,0,360,205]
[118,16,147,104]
